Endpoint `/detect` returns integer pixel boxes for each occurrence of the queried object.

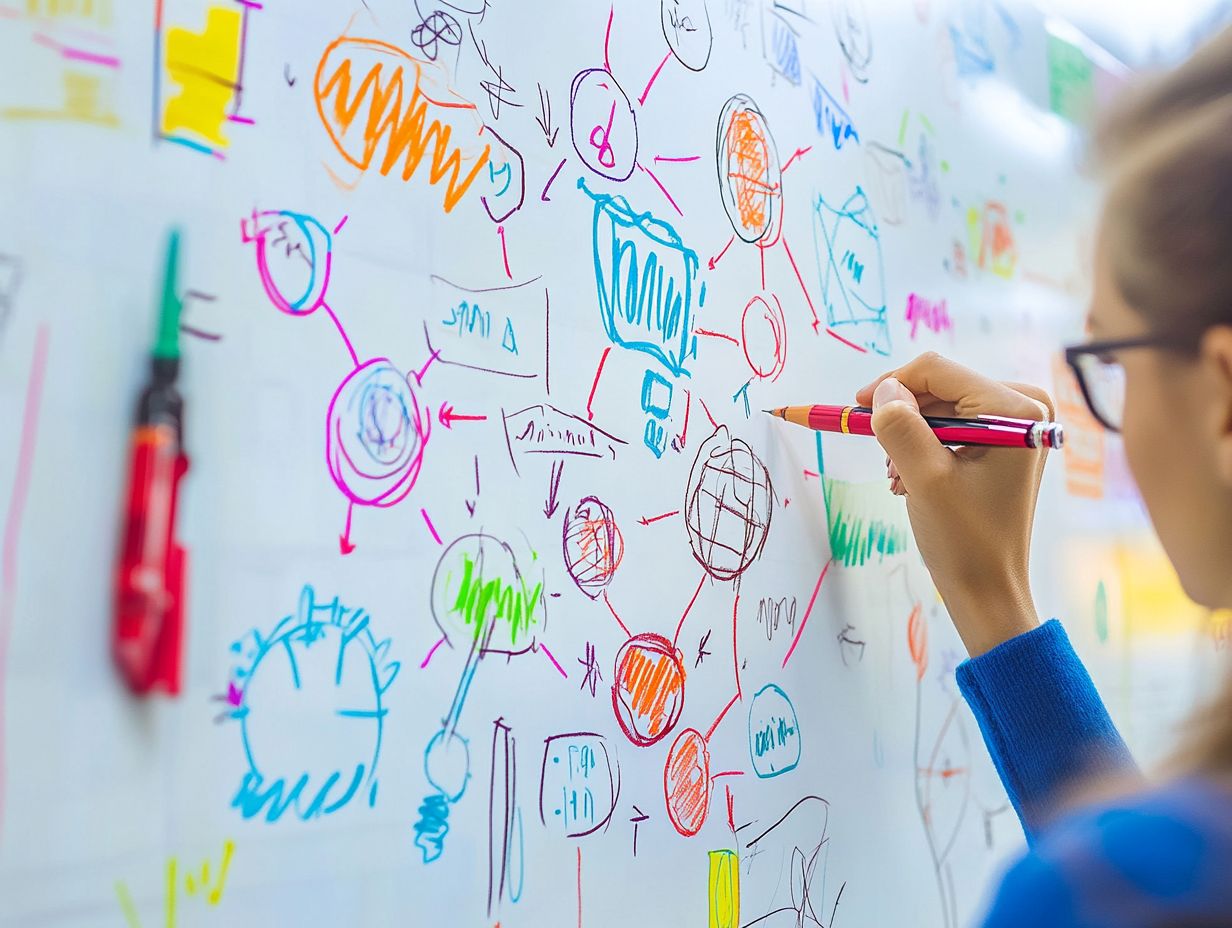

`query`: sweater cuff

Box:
[956,619,1136,840]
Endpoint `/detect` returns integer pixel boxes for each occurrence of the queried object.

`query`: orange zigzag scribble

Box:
[314,36,491,212]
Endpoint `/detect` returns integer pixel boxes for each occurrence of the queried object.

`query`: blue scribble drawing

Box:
[227,585,399,823]
[949,0,1022,79]
[811,78,859,150]
[580,177,701,378]
[580,176,705,458]
[761,3,803,85]
[748,683,801,778]
[415,637,480,863]
[812,186,890,356]
[416,533,547,864]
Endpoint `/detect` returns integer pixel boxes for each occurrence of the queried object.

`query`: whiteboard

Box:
[1,1,1219,926]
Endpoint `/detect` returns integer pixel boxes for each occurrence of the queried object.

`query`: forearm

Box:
[956,619,1139,840]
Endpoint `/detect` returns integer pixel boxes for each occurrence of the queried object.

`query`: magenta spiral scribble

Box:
[327,359,431,507]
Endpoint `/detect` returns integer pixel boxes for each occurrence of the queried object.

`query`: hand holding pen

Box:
[856,353,1055,658]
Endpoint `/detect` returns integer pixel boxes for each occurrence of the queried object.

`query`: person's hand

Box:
[855,352,1055,656]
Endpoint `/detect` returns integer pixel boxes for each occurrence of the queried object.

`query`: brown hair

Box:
[1095,25,1232,777]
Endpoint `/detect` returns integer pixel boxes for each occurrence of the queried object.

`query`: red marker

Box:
[114,231,189,695]
[764,404,1064,450]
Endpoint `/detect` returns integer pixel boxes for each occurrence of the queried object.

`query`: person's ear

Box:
[1199,325,1232,484]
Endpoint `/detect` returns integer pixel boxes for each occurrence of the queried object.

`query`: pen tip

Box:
[761,409,773,414]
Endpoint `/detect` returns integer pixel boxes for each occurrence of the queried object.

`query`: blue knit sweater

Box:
[956,619,1232,926]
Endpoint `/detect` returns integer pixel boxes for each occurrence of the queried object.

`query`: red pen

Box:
[114,230,189,695]
[764,404,1064,450]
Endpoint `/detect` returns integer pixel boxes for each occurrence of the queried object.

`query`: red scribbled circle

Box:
[562,497,624,599]
[664,728,711,837]
[611,633,686,747]
[741,293,787,382]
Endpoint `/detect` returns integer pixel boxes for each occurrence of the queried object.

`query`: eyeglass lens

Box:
[1075,352,1126,430]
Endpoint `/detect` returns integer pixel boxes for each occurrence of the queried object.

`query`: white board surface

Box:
[1,1,1219,926]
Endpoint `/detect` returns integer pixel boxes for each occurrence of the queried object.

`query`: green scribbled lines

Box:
[449,552,543,645]
[822,476,910,567]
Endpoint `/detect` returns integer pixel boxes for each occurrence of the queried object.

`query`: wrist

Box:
[938,574,1040,657]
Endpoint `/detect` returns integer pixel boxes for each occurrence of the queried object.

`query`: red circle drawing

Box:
[611,633,686,747]
[664,728,711,837]
[562,497,624,600]
[741,293,787,382]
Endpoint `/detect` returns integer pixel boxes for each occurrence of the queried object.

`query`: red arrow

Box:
[781,235,821,333]
[674,388,691,450]
[339,502,357,555]
[781,145,813,172]
[638,510,680,526]
[438,402,487,429]
[708,234,736,271]
[544,459,564,518]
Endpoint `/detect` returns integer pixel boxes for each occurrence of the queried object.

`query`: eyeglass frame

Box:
[1063,333,1197,433]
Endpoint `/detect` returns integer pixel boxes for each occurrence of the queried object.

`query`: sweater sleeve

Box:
[955,619,1138,841]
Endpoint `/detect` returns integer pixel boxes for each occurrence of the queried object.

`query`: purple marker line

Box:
[420,635,447,669]
[539,643,567,679]
[333,215,348,235]
[227,114,255,125]
[653,154,701,163]
[421,508,442,545]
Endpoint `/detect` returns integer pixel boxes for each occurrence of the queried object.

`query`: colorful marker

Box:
[114,230,189,695]
[764,404,1064,450]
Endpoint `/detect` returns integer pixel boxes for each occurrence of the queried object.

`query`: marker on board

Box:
[114,230,189,696]
[764,404,1064,450]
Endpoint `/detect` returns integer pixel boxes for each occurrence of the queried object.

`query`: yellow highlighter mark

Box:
[161,5,241,147]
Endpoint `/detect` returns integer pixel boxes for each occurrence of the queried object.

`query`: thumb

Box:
[870,377,951,485]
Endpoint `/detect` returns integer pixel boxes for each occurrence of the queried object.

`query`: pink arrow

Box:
[438,402,488,429]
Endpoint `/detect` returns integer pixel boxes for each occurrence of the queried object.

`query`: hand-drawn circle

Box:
[249,210,332,316]
[562,497,624,600]
[661,0,713,71]
[664,728,711,837]
[747,683,801,778]
[570,68,638,182]
[716,94,782,245]
[424,728,470,802]
[326,359,430,508]
[430,533,534,652]
[684,426,773,581]
[235,587,391,815]
[741,293,787,381]
[611,633,686,747]
[832,0,873,82]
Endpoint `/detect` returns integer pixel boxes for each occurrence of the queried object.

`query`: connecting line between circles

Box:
[781,558,835,669]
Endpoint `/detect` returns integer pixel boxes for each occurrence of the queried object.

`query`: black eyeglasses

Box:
[1063,333,1195,432]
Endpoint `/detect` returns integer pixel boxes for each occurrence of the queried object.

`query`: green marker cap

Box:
[153,228,182,360]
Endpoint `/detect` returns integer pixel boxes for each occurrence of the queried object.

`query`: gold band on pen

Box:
[840,405,852,434]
